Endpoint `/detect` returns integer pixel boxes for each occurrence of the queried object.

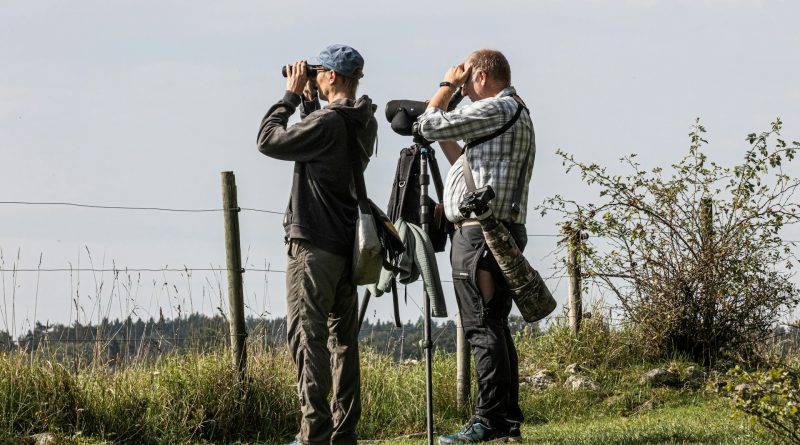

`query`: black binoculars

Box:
[281,64,325,78]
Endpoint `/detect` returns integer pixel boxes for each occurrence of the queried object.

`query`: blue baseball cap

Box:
[308,44,364,79]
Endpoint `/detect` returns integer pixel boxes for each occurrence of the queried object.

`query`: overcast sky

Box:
[1,0,799,337]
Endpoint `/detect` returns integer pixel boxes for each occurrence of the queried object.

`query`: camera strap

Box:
[461,97,532,218]
[463,100,525,151]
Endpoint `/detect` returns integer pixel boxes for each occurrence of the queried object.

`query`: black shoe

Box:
[507,425,521,442]
[438,416,508,443]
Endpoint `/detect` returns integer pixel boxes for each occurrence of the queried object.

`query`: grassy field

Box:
[381,402,774,445]
[0,319,781,444]
[55,401,774,445]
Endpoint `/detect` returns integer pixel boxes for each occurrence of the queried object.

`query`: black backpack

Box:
[385,145,451,252]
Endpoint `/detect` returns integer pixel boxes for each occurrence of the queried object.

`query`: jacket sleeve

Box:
[416,99,510,142]
[300,95,321,119]
[257,91,328,162]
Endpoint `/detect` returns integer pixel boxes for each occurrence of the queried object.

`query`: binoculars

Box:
[281,64,325,78]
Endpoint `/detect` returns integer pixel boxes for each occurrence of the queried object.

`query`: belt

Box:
[455,219,482,228]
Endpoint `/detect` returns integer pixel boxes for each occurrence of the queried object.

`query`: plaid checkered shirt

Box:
[417,86,535,224]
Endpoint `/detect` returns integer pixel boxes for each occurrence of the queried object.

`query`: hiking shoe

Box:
[285,439,299,445]
[438,416,508,443]
[507,425,522,442]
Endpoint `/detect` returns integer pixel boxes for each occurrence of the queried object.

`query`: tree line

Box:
[0,313,539,365]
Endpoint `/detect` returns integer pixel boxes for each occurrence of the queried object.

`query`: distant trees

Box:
[542,119,800,365]
[6,314,537,363]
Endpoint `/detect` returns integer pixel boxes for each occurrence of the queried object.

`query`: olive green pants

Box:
[286,239,361,445]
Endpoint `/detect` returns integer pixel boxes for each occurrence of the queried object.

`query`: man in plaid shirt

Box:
[417,49,535,444]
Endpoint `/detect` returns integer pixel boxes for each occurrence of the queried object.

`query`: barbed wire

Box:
[239,207,284,215]
[0,199,562,237]
[5,200,800,243]
[0,200,224,213]
[0,267,572,280]
[0,200,282,215]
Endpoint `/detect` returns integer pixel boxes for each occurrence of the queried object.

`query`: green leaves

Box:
[538,118,800,365]
[722,365,800,444]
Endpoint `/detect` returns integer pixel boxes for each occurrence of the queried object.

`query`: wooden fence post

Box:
[567,227,582,335]
[456,311,470,413]
[221,171,247,378]
[701,197,713,246]
[700,197,715,301]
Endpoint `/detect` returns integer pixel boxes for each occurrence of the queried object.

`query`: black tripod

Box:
[358,89,462,444]
[415,133,437,445]
[355,137,440,444]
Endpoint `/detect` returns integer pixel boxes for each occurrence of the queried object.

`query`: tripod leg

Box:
[357,289,371,330]
[420,147,435,445]
[391,279,401,328]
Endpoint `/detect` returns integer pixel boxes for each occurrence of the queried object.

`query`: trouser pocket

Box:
[451,226,487,327]
[452,267,483,327]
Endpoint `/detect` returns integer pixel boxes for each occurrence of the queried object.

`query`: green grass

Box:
[59,401,778,445]
[382,401,774,445]
[0,317,783,444]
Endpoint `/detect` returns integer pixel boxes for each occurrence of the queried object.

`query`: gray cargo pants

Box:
[286,239,361,445]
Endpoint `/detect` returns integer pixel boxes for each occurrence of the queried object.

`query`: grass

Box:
[0,316,783,444]
[383,402,773,445]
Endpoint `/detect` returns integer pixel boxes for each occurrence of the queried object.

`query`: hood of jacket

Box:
[327,95,377,162]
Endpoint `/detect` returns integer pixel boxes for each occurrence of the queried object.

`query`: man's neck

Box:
[478,85,508,100]
[326,88,354,103]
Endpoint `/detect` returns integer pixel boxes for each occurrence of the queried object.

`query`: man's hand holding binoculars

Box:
[284,60,319,101]
[442,63,472,89]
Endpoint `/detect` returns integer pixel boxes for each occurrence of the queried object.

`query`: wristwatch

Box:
[439,81,456,90]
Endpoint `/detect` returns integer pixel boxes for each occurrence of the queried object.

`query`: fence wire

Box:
[2,197,799,337]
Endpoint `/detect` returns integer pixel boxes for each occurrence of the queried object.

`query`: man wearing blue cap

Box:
[257,44,377,445]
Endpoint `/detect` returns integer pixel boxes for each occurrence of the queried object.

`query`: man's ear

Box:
[477,70,488,86]
[328,70,337,85]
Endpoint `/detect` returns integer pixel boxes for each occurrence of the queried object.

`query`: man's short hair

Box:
[468,49,511,87]
[339,74,359,96]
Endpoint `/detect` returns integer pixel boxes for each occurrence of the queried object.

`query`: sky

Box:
[1,0,799,338]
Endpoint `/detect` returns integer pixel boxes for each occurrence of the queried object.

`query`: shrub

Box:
[722,365,800,444]
[541,119,800,365]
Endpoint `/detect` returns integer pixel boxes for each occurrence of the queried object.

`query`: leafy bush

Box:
[722,365,800,444]
[542,119,800,365]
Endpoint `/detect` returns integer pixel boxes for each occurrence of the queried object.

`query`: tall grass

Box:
[0,314,755,444]
[0,349,298,444]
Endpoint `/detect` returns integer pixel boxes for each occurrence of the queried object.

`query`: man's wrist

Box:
[439,81,457,91]
[283,90,302,108]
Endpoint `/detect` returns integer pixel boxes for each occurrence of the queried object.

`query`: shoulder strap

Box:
[332,110,369,206]
[510,135,533,217]
[461,155,478,193]
[387,147,416,221]
[462,98,531,212]
[464,101,524,150]
[510,96,533,217]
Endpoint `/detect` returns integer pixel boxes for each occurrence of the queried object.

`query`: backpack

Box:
[386,145,451,253]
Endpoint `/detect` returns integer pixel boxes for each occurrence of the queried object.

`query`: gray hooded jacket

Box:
[257,91,378,256]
